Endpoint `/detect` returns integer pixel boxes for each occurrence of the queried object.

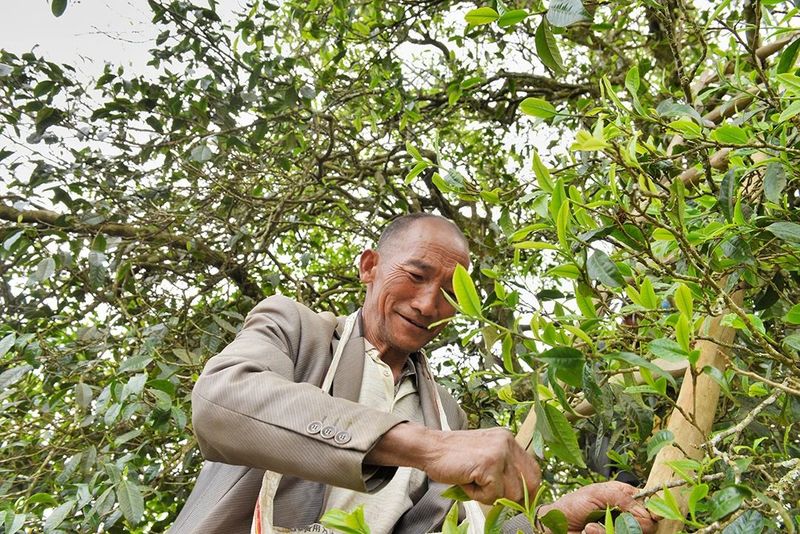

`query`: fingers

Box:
[425,427,541,505]
[581,524,605,534]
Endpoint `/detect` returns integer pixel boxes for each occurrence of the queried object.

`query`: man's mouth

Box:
[399,314,429,331]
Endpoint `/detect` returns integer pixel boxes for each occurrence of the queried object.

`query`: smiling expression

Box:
[359,217,470,364]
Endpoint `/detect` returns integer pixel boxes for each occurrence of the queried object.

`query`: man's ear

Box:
[359,249,378,283]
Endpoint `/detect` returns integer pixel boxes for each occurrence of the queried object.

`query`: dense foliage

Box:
[1,0,799,532]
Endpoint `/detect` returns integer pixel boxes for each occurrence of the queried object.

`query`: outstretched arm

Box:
[366,422,542,505]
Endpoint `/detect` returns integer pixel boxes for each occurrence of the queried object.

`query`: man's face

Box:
[359,219,470,359]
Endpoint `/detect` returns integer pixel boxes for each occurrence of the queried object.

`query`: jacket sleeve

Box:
[191,295,405,492]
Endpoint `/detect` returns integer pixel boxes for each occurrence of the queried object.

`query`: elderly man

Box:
[171,213,655,533]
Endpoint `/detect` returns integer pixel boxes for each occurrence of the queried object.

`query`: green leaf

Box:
[777,73,800,94]
[498,9,528,28]
[646,488,684,521]
[51,0,68,17]
[190,143,214,163]
[0,333,16,358]
[719,170,737,223]
[586,249,623,287]
[465,7,499,25]
[624,66,640,94]
[405,142,423,161]
[784,333,800,351]
[0,365,32,391]
[708,486,750,521]
[513,241,560,250]
[764,163,787,203]
[117,479,144,525]
[546,263,581,279]
[321,506,371,534]
[441,485,471,502]
[3,512,26,534]
[535,19,565,74]
[519,97,556,119]
[540,509,569,534]
[648,338,687,362]
[647,429,675,461]
[784,303,800,324]
[721,510,765,534]
[404,161,428,184]
[537,402,586,467]
[777,37,800,74]
[571,129,608,151]
[556,200,570,250]
[668,119,702,139]
[453,264,481,317]
[778,100,800,123]
[640,277,658,309]
[43,501,73,533]
[688,483,709,520]
[711,124,749,145]
[34,257,56,283]
[538,346,585,387]
[675,314,691,352]
[614,512,644,534]
[546,0,590,27]
[766,222,800,244]
[675,283,693,319]
[532,151,553,192]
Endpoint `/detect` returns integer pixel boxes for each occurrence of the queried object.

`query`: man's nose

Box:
[411,285,439,317]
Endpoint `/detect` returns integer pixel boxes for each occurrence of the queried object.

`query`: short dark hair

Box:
[377,213,468,251]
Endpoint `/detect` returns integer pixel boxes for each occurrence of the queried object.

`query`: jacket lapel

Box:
[331,310,365,402]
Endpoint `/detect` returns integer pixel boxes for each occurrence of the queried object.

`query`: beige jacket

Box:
[169,295,469,533]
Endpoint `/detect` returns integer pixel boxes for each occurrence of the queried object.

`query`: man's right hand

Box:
[365,423,541,505]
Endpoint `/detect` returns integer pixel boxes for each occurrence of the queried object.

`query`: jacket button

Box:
[334,431,351,445]
[306,421,322,435]
[320,426,336,439]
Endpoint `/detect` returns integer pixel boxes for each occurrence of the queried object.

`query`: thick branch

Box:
[0,203,263,300]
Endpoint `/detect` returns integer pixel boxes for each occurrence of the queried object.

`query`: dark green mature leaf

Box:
[538,346,585,387]
[536,402,586,467]
[43,501,73,533]
[117,479,144,525]
[766,222,800,244]
[719,170,737,222]
[0,333,16,358]
[647,429,674,460]
[648,338,687,362]
[708,486,750,521]
[540,509,569,534]
[614,512,644,534]
[535,19,565,74]
[722,510,765,534]
[778,37,800,74]
[0,365,32,390]
[51,0,68,17]
[764,163,787,203]
[546,0,590,27]
[587,249,624,287]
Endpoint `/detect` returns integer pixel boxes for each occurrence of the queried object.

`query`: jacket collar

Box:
[331,310,442,430]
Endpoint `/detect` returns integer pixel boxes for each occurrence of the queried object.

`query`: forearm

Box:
[364,421,439,469]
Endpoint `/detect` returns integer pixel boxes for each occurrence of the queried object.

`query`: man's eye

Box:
[409,272,424,281]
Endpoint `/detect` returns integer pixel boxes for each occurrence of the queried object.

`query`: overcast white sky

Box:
[1,1,246,78]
